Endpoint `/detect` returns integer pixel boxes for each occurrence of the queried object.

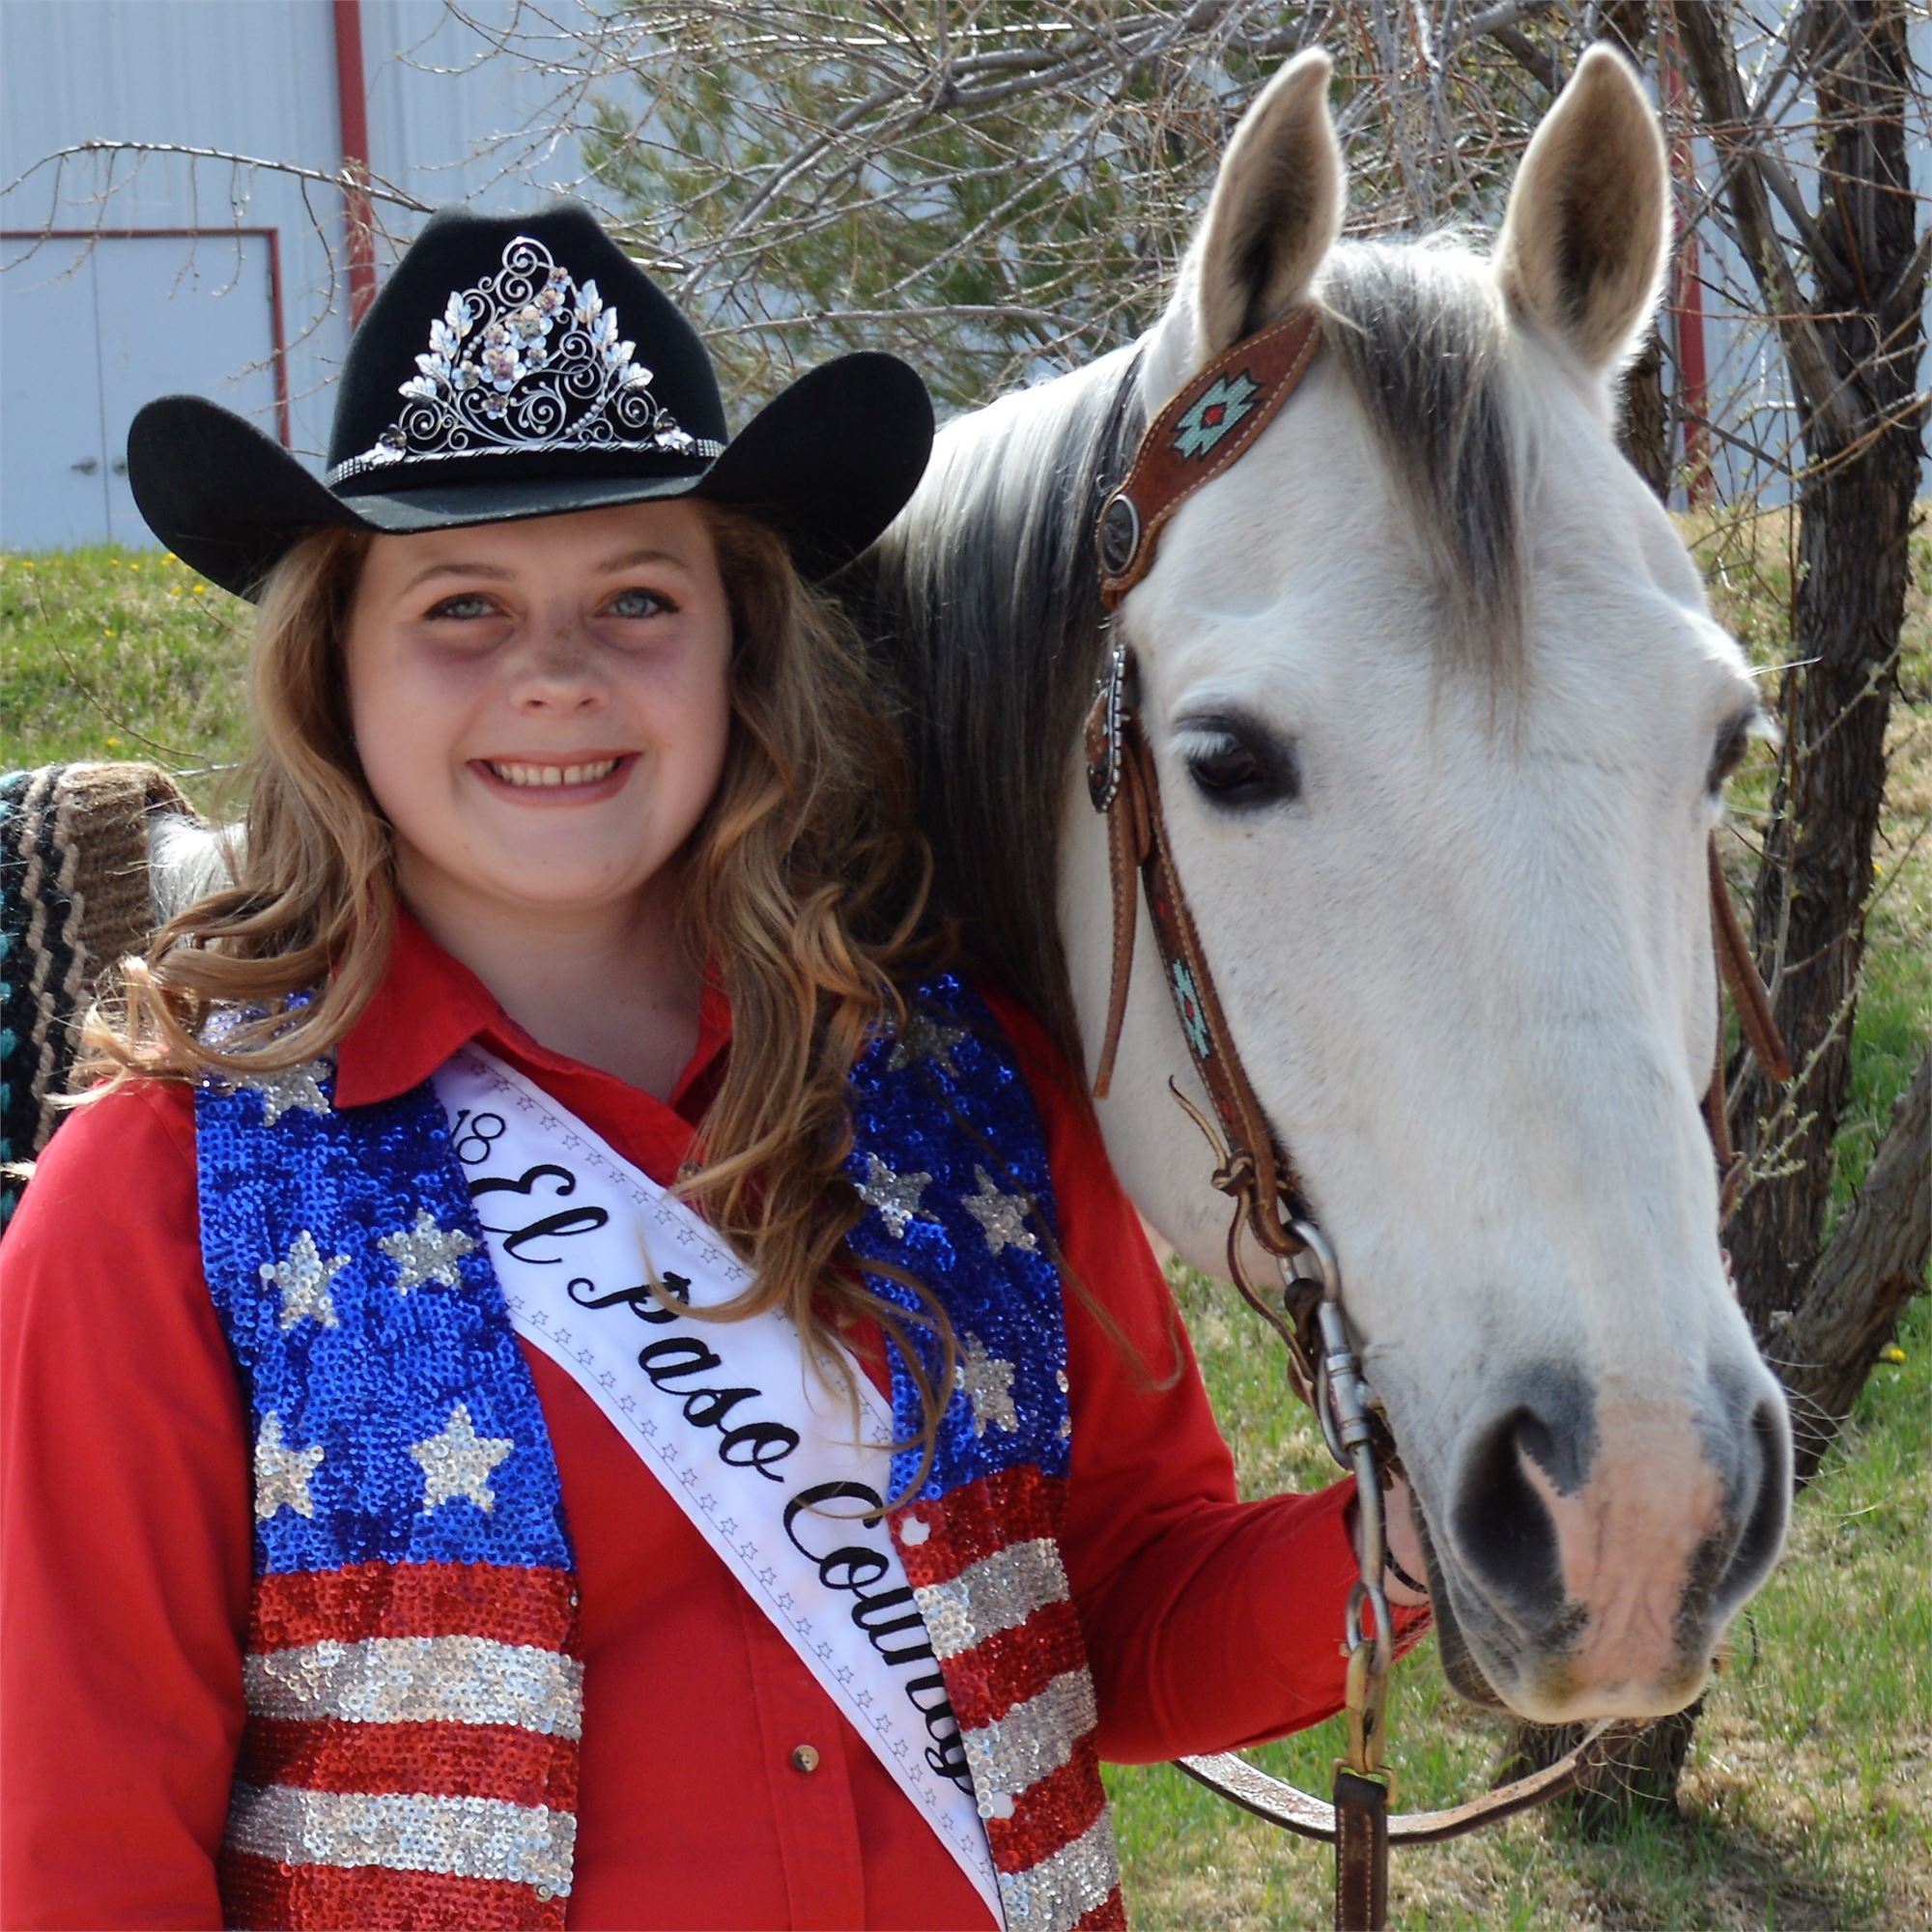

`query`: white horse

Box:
[854,47,1791,1725]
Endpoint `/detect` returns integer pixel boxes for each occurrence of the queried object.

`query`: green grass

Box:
[1,548,252,812]
[5,527,1928,1927]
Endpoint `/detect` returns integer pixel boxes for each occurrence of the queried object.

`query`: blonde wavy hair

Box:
[82,508,963,1446]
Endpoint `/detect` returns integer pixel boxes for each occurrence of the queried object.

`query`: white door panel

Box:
[1,230,280,550]
[95,233,281,546]
[1,240,110,548]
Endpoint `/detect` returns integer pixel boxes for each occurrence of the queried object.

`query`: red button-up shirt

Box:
[2,915,1395,1929]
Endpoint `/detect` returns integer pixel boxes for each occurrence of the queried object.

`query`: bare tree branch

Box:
[1674,0,1859,443]
[2,140,431,217]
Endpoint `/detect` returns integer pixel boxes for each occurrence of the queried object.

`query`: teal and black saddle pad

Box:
[0,761,190,1227]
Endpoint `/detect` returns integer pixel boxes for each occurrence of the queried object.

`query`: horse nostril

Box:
[1716,1394,1790,1607]
[1450,1406,1567,1625]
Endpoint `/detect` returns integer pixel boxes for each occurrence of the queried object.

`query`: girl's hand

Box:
[1382,1475,1431,1607]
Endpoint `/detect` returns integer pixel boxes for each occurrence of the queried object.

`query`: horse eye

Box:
[1180,723,1297,810]
[1708,712,1757,792]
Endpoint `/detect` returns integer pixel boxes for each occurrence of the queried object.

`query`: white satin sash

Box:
[433,1046,1002,1921]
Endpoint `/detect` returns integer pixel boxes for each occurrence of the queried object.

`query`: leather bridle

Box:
[1083,307,1791,1930]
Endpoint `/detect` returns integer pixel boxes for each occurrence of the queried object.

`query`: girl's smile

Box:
[470,753,638,799]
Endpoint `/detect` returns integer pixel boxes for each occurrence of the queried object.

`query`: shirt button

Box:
[790,1743,821,1774]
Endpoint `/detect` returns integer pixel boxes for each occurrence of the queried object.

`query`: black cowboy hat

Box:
[128,202,934,596]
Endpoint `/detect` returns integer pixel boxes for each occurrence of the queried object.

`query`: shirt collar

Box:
[333,904,731,1115]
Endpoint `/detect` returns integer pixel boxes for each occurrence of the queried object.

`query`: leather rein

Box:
[1082,307,1791,1930]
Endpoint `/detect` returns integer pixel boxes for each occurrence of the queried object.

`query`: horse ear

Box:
[1191,50,1344,357]
[1495,44,1669,373]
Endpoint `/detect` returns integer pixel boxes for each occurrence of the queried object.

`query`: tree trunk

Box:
[1498,1702,1703,1832]
[1617,325,1672,501]
[1722,0,1925,1318]
[1777,1057,1931,1483]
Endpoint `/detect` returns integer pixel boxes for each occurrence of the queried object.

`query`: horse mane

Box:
[843,343,1147,1068]
[846,239,1523,1071]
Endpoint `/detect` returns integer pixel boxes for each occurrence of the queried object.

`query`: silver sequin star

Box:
[254,1412,325,1520]
[411,1402,514,1513]
[228,1060,332,1126]
[887,1012,968,1077]
[962,1166,1037,1256]
[857,1153,932,1239]
[258,1229,347,1330]
[957,1333,1020,1436]
[378,1209,479,1293]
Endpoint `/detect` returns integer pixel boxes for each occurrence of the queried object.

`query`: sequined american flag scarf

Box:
[196,974,1123,1931]
[198,1034,581,1929]
[844,978,1125,1932]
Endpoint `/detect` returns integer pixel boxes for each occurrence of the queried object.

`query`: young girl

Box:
[0,203,1425,1931]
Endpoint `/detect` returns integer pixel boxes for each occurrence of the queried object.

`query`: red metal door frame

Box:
[333,0,377,327]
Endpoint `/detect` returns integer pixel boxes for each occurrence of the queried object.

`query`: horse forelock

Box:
[1314,238,1528,679]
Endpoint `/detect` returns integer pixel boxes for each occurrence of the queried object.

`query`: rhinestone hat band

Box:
[328,234,724,488]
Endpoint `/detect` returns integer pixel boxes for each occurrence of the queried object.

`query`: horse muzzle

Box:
[1404,1361,1792,1722]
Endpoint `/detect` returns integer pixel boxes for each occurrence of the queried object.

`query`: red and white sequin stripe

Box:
[894,1466,1125,1932]
[219,1561,582,1930]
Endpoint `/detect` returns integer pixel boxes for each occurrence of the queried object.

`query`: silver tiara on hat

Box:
[327,234,724,486]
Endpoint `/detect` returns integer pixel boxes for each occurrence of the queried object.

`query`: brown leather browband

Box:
[1095,306,1323,604]
[1086,304,1791,1932]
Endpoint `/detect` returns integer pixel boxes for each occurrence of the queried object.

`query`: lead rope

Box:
[1087,311,1787,1931]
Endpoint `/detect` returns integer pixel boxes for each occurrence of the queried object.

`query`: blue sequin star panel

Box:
[843,974,1072,1501]
[197,1070,575,1577]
